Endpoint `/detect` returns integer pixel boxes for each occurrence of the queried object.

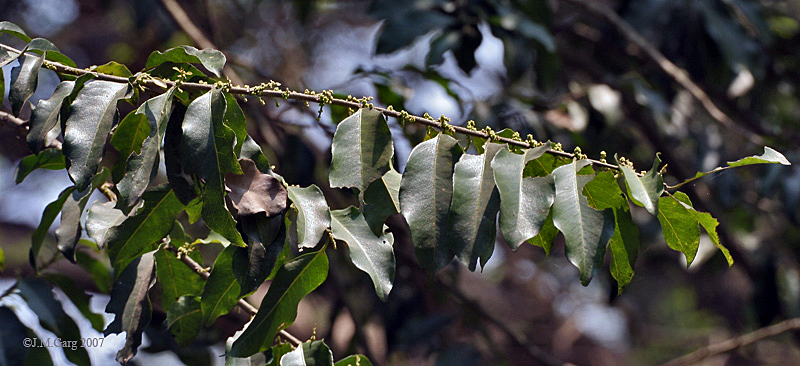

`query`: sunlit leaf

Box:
[331,206,395,300]
[63,80,131,190]
[146,46,226,77]
[27,80,74,153]
[85,200,125,248]
[329,109,394,195]
[361,169,401,236]
[552,160,615,285]
[657,194,700,266]
[659,192,733,266]
[104,251,157,364]
[617,154,663,216]
[229,247,328,357]
[335,354,374,366]
[224,92,247,155]
[14,148,65,184]
[280,340,334,366]
[287,185,330,249]
[491,144,554,249]
[0,21,31,42]
[54,187,92,262]
[671,146,792,189]
[400,134,462,272]
[447,144,503,270]
[95,61,132,77]
[9,53,43,116]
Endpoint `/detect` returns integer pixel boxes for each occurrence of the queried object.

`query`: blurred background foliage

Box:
[1,0,799,365]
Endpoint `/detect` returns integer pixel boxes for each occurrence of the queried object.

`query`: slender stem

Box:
[561,0,765,146]
[0,42,621,172]
[658,318,800,366]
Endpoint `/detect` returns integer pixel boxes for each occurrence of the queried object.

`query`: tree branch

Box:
[0,110,62,150]
[561,0,765,146]
[0,42,621,172]
[658,317,800,366]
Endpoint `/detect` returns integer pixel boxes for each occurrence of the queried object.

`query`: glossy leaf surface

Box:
[104,252,156,364]
[329,109,394,194]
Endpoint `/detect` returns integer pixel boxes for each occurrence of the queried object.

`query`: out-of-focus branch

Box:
[0,110,62,150]
[659,317,800,366]
[562,0,765,146]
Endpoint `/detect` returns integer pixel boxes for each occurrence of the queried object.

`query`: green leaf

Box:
[25,38,75,67]
[75,247,113,293]
[18,278,90,365]
[146,46,226,77]
[240,136,274,173]
[155,230,204,310]
[491,144,554,249]
[236,213,287,296]
[671,146,792,189]
[0,21,32,42]
[117,88,176,209]
[660,192,733,266]
[526,212,557,255]
[329,109,394,194]
[42,273,106,332]
[331,206,395,301]
[657,194,700,266]
[201,245,241,326]
[335,354,373,366]
[552,160,615,285]
[63,80,131,190]
[14,149,65,184]
[95,61,132,77]
[226,158,288,216]
[362,169,401,236]
[229,247,329,357]
[280,340,334,366]
[224,92,247,155]
[0,246,4,272]
[616,154,663,216]
[111,112,150,181]
[164,103,198,204]
[9,53,43,116]
[104,251,157,364]
[167,295,203,346]
[583,171,639,292]
[27,80,75,153]
[181,88,245,246]
[400,134,463,272]
[30,186,75,270]
[106,187,185,274]
[85,200,125,248]
[287,185,330,249]
[446,144,503,270]
[54,187,92,262]
[0,307,30,366]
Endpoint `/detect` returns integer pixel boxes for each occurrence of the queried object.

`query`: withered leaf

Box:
[225,158,287,216]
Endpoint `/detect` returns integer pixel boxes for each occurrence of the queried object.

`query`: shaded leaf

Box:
[85,200,125,248]
[63,80,130,190]
[146,46,226,77]
[95,61,132,77]
[14,148,65,184]
[280,340,334,366]
[448,144,503,270]
[181,89,244,246]
[27,80,74,153]
[201,245,241,326]
[362,169,401,236]
[0,307,30,366]
[526,212,557,255]
[18,278,90,365]
[0,247,3,272]
[329,109,394,194]
[616,154,663,216]
[0,21,31,42]
[104,251,157,364]
[552,160,615,285]
[155,226,204,310]
[164,103,198,204]
[117,88,176,209]
[229,247,329,357]
[236,213,287,296]
[75,245,113,293]
[54,186,93,262]
[9,53,43,116]
[226,158,288,216]
[491,144,554,249]
[224,92,247,155]
[42,273,105,332]
[335,354,373,366]
[240,136,274,173]
[106,186,185,274]
[30,186,75,271]
[25,38,75,67]
[331,206,395,300]
[287,185,330,249]
[400,134,463,272]
[167,296,203,346]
